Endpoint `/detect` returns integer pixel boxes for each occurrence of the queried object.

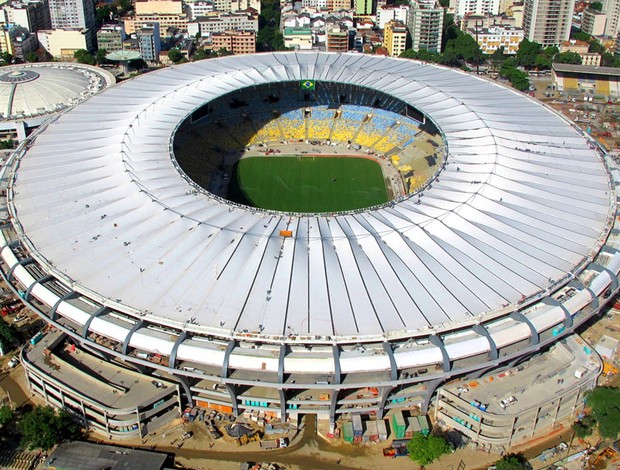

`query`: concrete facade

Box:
[523,0,574,46]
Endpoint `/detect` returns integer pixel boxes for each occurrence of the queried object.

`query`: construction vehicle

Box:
[260,437,288,449]
[236,433,260,446]
[603,362,618,377]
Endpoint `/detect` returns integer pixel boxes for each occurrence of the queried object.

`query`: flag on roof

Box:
[300,80,315,90]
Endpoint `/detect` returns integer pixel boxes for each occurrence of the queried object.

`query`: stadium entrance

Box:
[172,81,445,214]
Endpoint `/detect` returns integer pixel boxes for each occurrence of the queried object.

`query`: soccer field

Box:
[227,156,389,213]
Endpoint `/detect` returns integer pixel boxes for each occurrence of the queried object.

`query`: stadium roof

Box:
[11,52,613,340]
[552,63,620,77]
[0,63,115,121]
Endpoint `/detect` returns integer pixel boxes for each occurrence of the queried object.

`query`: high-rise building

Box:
[522,0,574,47]
[326,24,349,51]
[407,0,443,53]
[48,0,95,49]
[355,0,373,15]
[455,0,500,19]
[384,20,408,56]
[138,22,161,63]
[1,0,51,33]
[603,0,620,37]
[96,24,125,53]
[376,5,409,29]
[211,29,255,54]
[582,8,606,36]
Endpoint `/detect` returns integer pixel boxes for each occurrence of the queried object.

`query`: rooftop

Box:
[552,63,620,76]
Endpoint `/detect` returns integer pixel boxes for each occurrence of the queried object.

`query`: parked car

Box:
[7,357,19,368]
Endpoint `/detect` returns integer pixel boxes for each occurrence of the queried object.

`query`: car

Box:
[7,357,19,368]
[13,314,26,323]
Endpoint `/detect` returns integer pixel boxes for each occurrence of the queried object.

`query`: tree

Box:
[499,58,530,91]
[590,1,603,10]
[73,49,95,65]
[516,39,542,68]
[407,432,452,466]
[95,49,108,65]
[0,405,13,427]
[18,406,81,450]
[587,387,620,439]
[495,452,532,470]
[572,414,596,439]
[128,58,146,71]
[0,318,19,350]
[25,52,38,63]
[491,46,506,65]
[192,48,208,61]
[554,51,583,65]
[167,49,184,64]
[0,52,12,64]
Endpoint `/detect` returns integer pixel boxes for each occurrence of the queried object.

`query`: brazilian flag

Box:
[300,80,315,90]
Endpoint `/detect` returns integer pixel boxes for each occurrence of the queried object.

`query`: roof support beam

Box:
[572,278,599,310]
[429,335,450,372]
[122,320,144,355]
[510,311,539,345]
[50,291,76,321]
[542,297,572,329]
[332,345,341,385]
[24,274,53,301]
[221,340,236,379]
[591,262,619,292]
[169,331,188,369]
[225,384,239,417]
[472,323,498,361]
[278,344,286,383]
[82,306,108,338]
[7,256,32,281]
[278,389,287,421]
[382,342,398,380]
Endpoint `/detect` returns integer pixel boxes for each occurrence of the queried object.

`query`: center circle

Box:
[172,81,445,214]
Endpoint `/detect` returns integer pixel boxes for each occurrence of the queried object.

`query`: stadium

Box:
[1,52,620,438]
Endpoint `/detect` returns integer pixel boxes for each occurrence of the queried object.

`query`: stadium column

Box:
[571,278,599,310]
[221,339,236,378]
[428,335,450,372]
[278,344,287,383]
[509,311,539,345]
[279,389,287,421]
[376,386,394,419]
[225,384,239,416]
[472,323,498,361]
[421,378,445,414]
[332,344,341,384]
[591,262,619,295]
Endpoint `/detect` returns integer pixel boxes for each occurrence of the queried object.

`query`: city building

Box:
[37,28,90,59]
[48,0,96,50]
[376,5,409,29]
[460,13,516,30]
[327,0,351,11]
[1,53,617,428]
[0,0,51,33]
[96,24,125,53]
[355,0,373,15]
[553,62,620,95]
[0,62,114,141]
[214,0,261,13]
[44,442,167,470]
[522,0,574,47]
[124,14,188,35]
[582,7,607,36]
[187,1,215,20]
[455,0,501,19]
[407,0,443,52]
[283,26,313,49]
[22,330,181,439]
[186,12,258,36]
[559,39,601,65]
[326,23,349,51]
[8,29,38,59]
[211,29,255,54]
[137,22,161,63]
[135,0,184,15]
[384,20,407,56]
[603,0,620,38]
[467,25,523,53]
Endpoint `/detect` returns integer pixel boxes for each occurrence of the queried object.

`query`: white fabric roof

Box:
[11,52,613,339]
[0,63,114,120]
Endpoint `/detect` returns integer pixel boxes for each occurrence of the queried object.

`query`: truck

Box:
[260,437,288,449]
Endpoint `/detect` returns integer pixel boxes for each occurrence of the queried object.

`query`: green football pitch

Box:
[227,156,389,213]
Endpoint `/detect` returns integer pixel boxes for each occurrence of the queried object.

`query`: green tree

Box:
[554,51,583,64]
[18,406,81,451]
[128,58,147,71]
[500,58,530,91]
[407,432,452,466]
[95,49,108,65]
[192,48,208,61]
[571,29,591,42]
[587,387,620,439]
[73,49,95,65]
[572,414,596,439]
[516,39,542,68]
[589,39,606,54]
[167,49,184,64]
[590,1,603,10]
[495,452,532,470]
[0,52,12,64]
[0,405,13,427]
[0,318,19,350]
[24,52,38,63]
[491,46,506,65]
[602,52,620,67]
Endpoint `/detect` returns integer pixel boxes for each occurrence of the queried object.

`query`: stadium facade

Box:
[1,53,620,436]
